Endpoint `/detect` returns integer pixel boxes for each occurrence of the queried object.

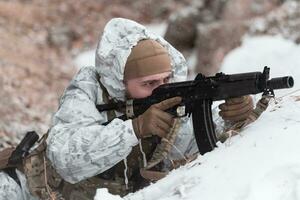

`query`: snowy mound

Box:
[95,35,300,200]
[221,35,300,92]
[96,93,300,200]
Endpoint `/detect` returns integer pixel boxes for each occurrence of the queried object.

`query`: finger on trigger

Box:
[155,96,182,111]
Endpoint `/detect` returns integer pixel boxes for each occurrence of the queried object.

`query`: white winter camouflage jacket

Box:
[46,18,200,184]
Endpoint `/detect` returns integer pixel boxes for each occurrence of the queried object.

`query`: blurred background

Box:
[0,0,299,150]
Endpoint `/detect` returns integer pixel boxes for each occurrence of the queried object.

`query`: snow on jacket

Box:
[46,18,198,184]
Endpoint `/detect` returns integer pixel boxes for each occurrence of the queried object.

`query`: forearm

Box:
[46,118,138,183]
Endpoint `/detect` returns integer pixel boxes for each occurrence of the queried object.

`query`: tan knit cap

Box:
[124,39,171,80]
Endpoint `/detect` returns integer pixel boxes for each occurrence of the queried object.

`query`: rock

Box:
[47,25,77,48]
[164,6,202,50]
[193,0,284,76]
[221,0,282,21]
[164,0,228,51]
[249,0,300,44]
[195,21,249,76]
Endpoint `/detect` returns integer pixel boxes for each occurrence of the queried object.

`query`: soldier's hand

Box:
[132,97,182,138]
[218,95,254,122]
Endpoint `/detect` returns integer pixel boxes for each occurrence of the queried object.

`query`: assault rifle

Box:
[96,67,294,154]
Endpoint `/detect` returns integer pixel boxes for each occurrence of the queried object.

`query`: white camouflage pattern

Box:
[0,18,221,199]
[0,170,38,200]
[46,17,196,184]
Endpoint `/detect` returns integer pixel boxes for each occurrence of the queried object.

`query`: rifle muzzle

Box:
[267,76,294,90]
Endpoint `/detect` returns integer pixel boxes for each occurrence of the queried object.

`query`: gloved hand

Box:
[132,97,182,138]
[218,95,254,123]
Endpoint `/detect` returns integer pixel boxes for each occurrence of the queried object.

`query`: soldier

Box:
[0,18,253,199]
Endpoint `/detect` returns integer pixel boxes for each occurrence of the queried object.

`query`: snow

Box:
[92,34,300,200]
[95,188,123,200]
[120,95,300,200]
[95,92,300,200]
[71,23,300,200]
[221,35,300,93]
[144,22,168,37]
[73,49,95,69]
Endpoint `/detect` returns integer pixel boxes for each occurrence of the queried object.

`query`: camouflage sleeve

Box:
[0,171,23,200]
[0,169,38,200]
[46,67,138,184]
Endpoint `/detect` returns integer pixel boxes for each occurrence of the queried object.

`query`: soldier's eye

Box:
[164,76,170,83]
[142,81,156,87]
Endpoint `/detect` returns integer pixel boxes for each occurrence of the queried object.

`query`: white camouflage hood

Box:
[95,18,188,101]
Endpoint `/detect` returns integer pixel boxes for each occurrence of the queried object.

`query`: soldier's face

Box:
[124,71,172,99]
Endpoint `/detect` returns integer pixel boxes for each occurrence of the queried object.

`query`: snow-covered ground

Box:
[74,24,300,200]
[94,35,300,200]
[93,35,300,200]
[221,35,300,94]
